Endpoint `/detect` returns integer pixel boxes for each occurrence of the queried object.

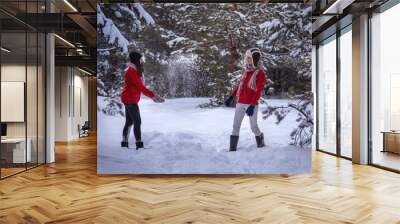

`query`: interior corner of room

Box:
[54,66,96,142]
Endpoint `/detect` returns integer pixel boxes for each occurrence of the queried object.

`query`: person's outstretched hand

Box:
[246,105,255,116]
[225,96,234,107]
[152,95,165,103]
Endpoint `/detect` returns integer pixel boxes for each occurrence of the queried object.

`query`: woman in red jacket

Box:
[121,51,164,149]
[225,48,266,151]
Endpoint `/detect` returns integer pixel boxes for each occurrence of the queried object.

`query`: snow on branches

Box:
[97,4,129,53]
[97,3,156,53]
[262,92,313,147]
[133,3,155,25]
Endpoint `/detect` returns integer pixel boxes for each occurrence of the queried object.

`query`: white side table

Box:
[1,138,32,163]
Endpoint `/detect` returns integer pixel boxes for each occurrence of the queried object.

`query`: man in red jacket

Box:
[121,51,164,149]
[225,48,266,151]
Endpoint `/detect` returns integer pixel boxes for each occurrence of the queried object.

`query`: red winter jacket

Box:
[231,69,266,105]
[121,65,155,104]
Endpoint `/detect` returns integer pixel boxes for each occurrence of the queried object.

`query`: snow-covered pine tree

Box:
[262,92,313,147]
[97,3,156,115]
[257,4,313,147]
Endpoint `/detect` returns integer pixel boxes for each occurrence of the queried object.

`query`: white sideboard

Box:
[1,138,32,163]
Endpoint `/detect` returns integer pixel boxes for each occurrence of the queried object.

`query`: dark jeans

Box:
[122,104,142,142]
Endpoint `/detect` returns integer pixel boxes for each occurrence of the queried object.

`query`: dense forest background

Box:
[97,3,313,146]
[98,3,312,108]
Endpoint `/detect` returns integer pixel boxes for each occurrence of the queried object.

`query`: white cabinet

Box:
[1,138,32,163]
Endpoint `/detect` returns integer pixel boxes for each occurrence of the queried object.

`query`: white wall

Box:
[71,73,89,138]
[1,63,46,164]
[1,65,43,137]
[55,66,70,141]
[54,66,89,141]
[1,65,26,139]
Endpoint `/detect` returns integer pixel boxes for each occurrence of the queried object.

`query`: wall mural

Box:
[97,3,312,174]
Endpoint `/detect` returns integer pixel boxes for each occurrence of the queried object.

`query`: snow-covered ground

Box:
[98,97,311,174]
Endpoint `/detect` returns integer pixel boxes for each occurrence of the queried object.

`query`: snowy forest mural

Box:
[97,3,312,174]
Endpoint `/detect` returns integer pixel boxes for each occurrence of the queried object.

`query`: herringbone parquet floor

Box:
[1,135,400,224]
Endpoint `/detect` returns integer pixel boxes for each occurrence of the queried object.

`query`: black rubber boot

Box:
[229,135,239,151]
[255,133,265,148]
[121,141,128,148]
[136,141,144,150]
